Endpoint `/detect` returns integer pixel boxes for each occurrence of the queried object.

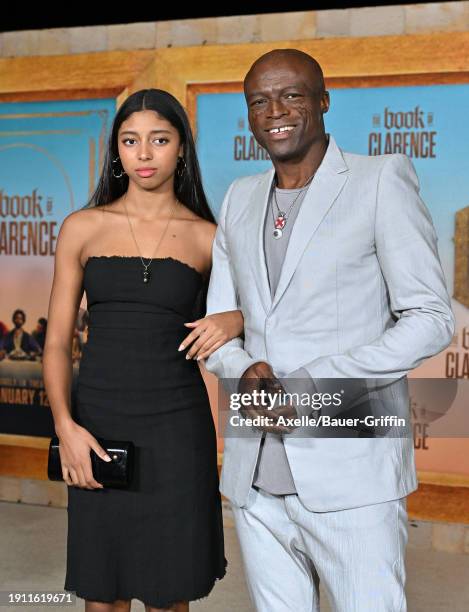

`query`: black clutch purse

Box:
[47,435,135,489]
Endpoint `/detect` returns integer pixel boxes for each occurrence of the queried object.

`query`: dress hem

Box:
[64,560,227,608]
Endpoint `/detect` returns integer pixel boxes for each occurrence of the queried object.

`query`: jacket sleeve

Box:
[296,153,455,386]
[203,179,259,383]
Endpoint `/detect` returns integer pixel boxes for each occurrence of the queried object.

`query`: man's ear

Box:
[321,91,330,114]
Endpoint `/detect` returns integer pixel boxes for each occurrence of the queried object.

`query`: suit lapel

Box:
[244,167,275,314]
[271,135,349,310]
[243,134,349,315]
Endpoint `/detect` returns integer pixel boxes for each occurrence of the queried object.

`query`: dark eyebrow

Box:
[246,85,305,100]
[120,129,172,135]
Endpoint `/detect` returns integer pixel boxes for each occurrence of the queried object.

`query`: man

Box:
[31,317,47,351]
[203,49,454,611]
[0,309,42,360]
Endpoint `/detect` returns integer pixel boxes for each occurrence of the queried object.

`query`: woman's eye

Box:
[122,137,169,145]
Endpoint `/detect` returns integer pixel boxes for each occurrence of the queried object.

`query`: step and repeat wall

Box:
[1,39,468,479]
[195,83,469,476]
[0,98,115,436]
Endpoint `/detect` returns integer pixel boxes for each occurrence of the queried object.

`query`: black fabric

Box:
[64,255,226,608]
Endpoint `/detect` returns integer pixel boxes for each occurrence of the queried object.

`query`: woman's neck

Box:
[123,183,177,220]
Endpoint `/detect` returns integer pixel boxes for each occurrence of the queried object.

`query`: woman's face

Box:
[117,110,183,191]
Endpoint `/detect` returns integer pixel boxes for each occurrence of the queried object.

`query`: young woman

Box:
[43,89,244,612]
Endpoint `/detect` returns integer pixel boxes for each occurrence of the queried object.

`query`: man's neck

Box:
[273,134,329,189]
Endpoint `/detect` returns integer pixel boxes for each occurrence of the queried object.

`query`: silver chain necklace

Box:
[123,193,178,284]
[271,171,316,239]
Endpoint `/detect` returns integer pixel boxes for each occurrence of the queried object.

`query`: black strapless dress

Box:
[64,255,226,608]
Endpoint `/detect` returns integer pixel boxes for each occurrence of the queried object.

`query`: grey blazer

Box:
[204,134,455,511]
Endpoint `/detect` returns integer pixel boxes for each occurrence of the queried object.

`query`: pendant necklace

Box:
[123,194,178,284]
[271,170,316,239]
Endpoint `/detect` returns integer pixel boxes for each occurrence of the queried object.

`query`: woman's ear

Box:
[179,145,184,158]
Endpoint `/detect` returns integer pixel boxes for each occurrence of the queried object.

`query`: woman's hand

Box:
[56,421,112,489]
[178,309,244,361]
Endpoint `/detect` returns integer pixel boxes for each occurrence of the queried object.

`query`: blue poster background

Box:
[196,85,469,460]
[0,98,115,435]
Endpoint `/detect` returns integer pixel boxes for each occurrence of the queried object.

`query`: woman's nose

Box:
[138,143,152,159]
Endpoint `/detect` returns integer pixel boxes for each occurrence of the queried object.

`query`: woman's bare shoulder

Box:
[178,205,217,237]
[57,203,121,261]
[195,216,217,240]
[61,201,121,231]
[176,206,217,271]
[63,205,101,226]
[188,216,217,257]
[202,222,217,252]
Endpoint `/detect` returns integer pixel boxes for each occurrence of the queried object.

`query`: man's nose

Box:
[267,99,288,119]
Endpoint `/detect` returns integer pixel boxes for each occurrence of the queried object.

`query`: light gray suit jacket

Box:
[204,134,455,512]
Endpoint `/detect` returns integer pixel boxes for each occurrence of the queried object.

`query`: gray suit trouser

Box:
[232,486,408,612]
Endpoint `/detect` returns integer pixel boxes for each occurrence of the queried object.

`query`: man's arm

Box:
[292,154,454,387]
[203,179,259,382]
[28,333,42,354]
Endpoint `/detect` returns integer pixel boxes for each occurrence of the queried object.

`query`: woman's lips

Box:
[136,169,157,177]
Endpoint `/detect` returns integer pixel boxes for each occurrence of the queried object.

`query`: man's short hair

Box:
[12,309,26,322]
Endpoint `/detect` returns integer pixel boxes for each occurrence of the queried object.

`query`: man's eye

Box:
[251,99,266,106]
[285,93,301,99]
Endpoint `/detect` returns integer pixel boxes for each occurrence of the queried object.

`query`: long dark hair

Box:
[84,89,215,223]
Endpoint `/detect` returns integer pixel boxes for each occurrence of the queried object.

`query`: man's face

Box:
[244,57,329,162]
[13,313,24,328]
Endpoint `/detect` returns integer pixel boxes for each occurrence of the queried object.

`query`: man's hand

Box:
[238,362,296,434]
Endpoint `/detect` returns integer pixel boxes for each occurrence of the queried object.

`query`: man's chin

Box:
[266,145,302,163]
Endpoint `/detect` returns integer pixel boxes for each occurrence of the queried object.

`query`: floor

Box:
[0,500,468,611]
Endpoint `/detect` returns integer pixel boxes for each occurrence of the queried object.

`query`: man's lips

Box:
[264,125,297,140]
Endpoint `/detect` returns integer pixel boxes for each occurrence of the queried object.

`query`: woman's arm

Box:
[43,213,85,431]
[179,309,244,361]
[43,212,111,489]
[178,219,245,360]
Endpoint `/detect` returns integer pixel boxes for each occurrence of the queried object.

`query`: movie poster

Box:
[1,85,468,477]
[196,84,469,474]
[0,98,115,436]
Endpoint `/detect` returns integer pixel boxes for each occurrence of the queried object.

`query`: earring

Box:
[176,156,187,179]
[112,155,126,179]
